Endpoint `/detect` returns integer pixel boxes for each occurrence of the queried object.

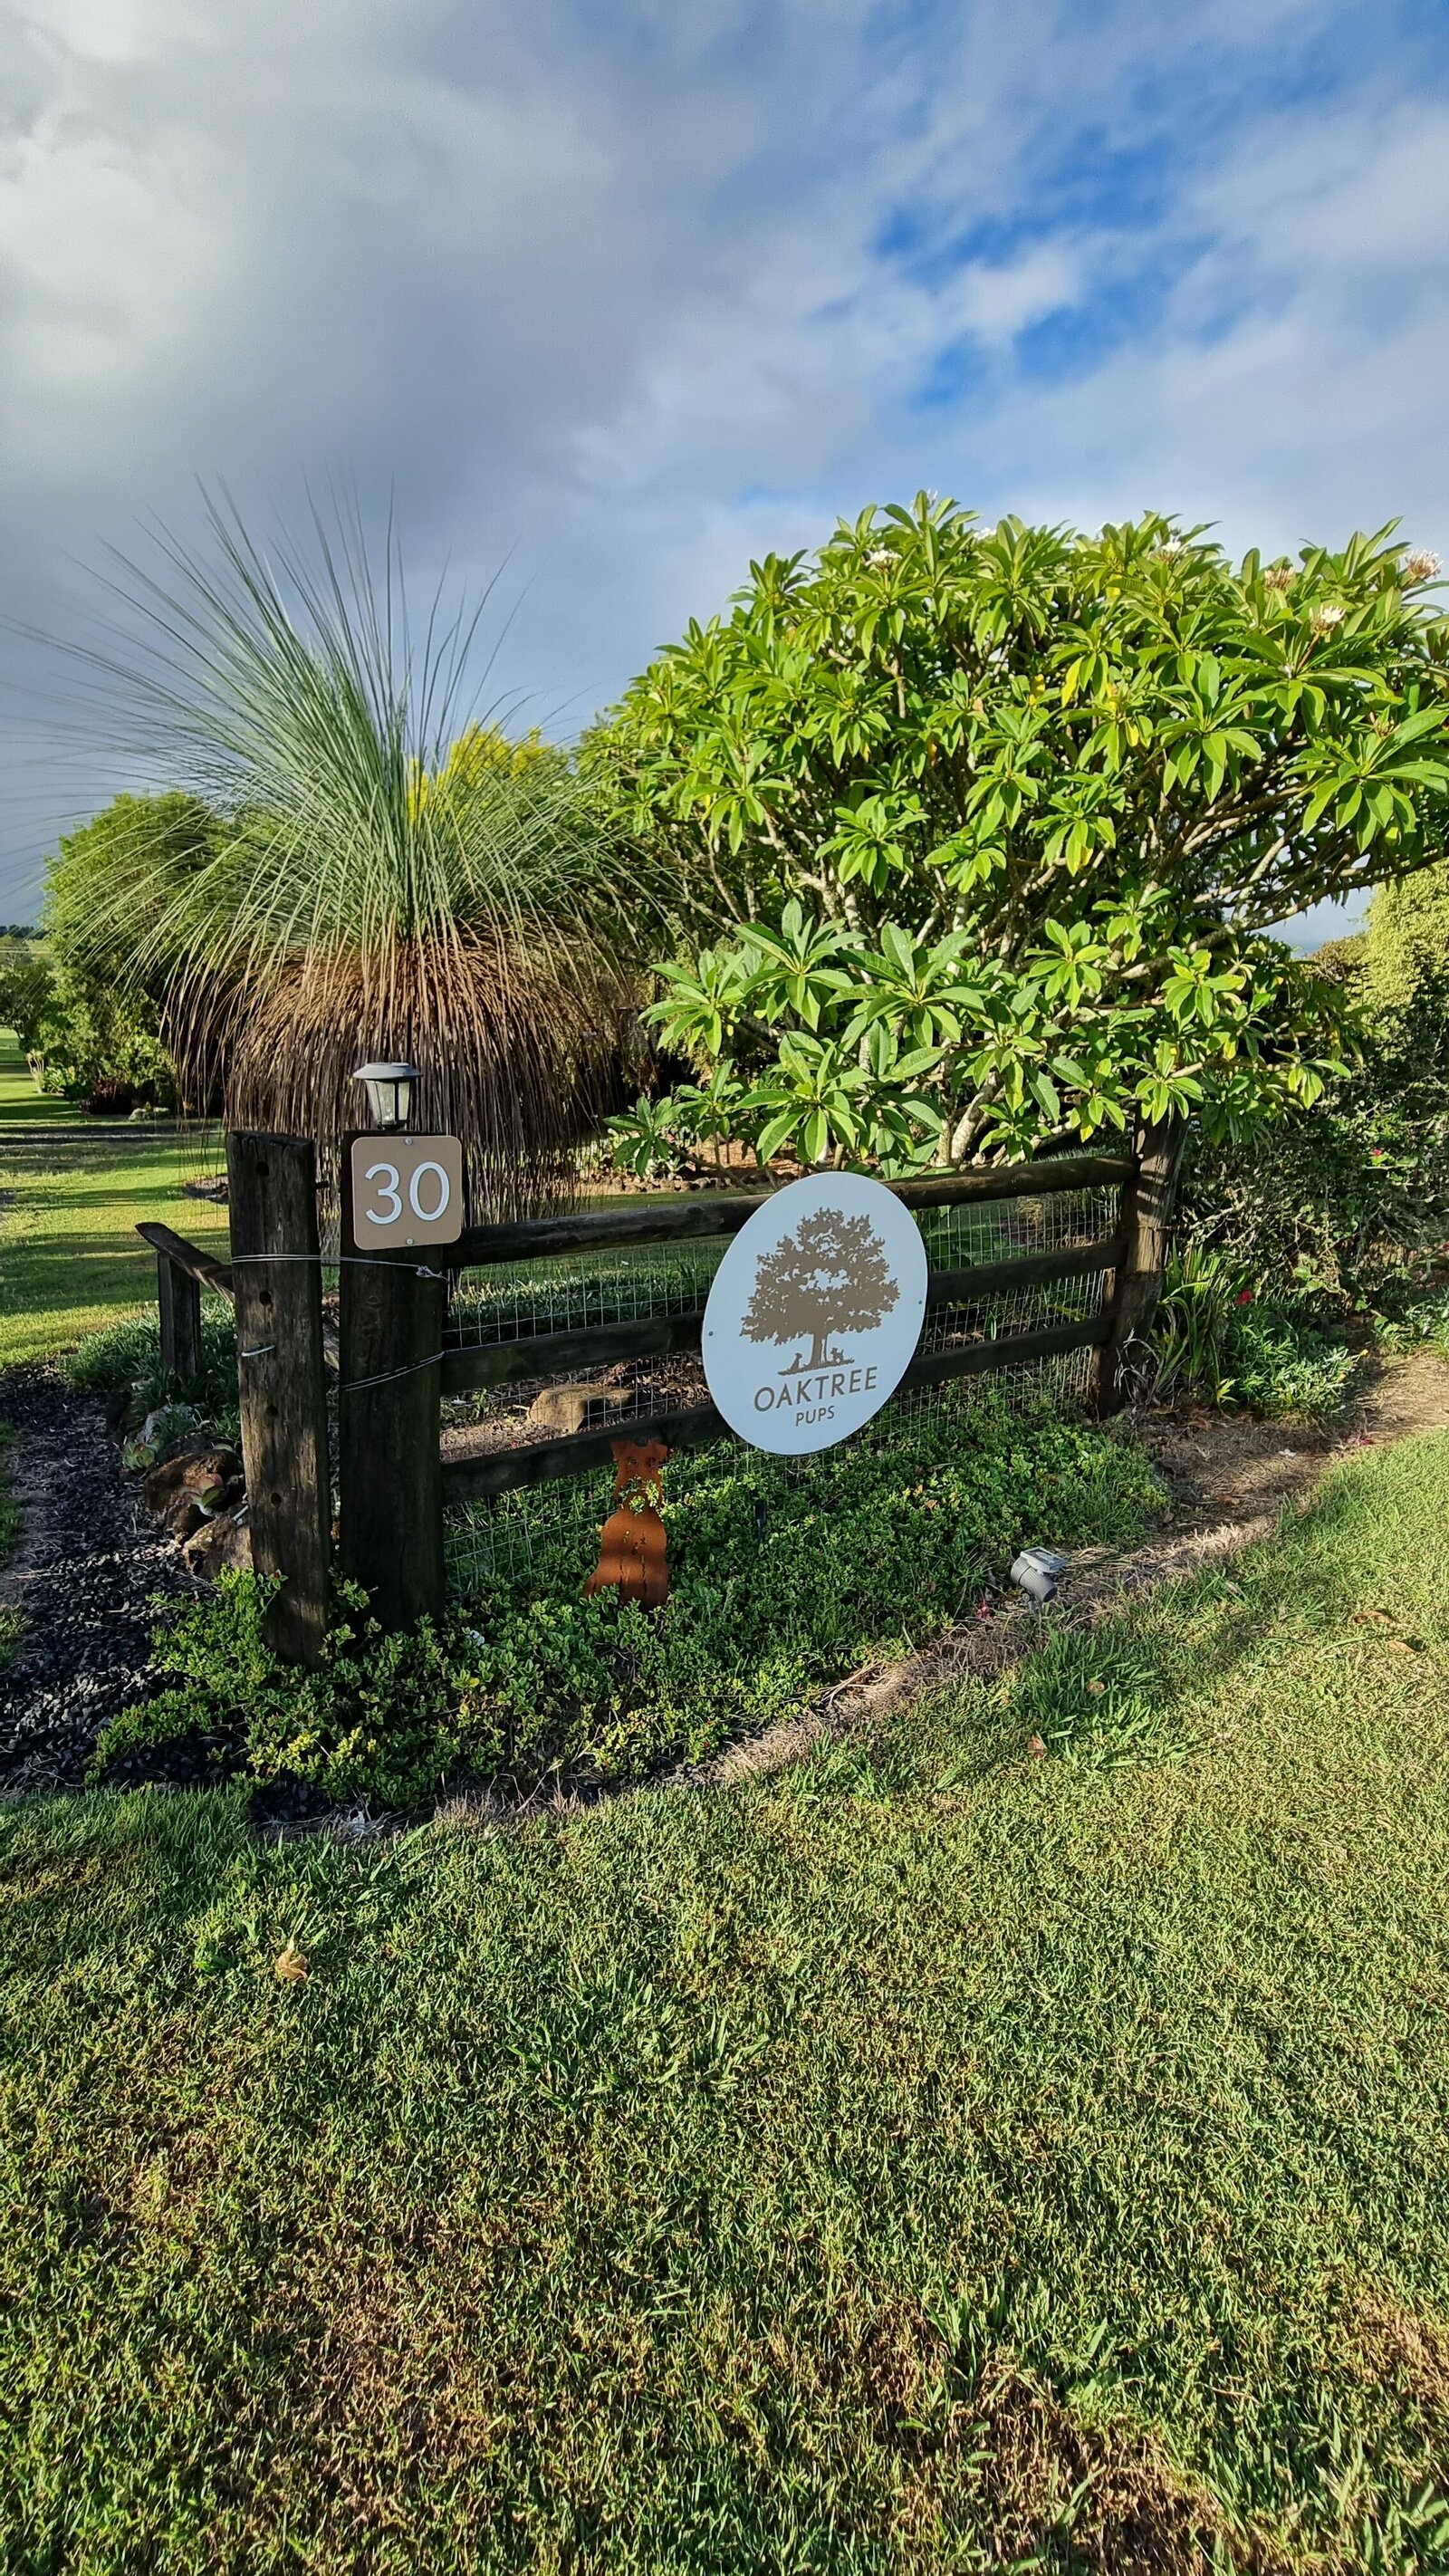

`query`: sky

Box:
[3,0,1448,935]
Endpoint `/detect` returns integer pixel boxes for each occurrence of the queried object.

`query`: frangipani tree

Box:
[62,495,643,1214]
[586,500,1449,1170]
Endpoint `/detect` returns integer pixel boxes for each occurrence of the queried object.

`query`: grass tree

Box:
[64,494,638,1213]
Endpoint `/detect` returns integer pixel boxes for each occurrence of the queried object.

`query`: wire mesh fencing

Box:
[444,1348,1101,1602]
[441,1182,1118,1602]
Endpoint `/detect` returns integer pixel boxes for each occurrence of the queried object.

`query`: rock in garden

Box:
[142,1444,243,1522]
[140,1404,200,1449]
[526,1381,631,1437]
[142,1450,204,1518]
[181,1510,252,1580]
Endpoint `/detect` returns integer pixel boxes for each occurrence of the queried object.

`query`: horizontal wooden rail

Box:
[888,1155,1129,1211]
[438,1232,1126,1398]
[442,1307,706,1397]
[922,1232,1124,1311]
[136,1219,344,1376]
[450,1153,1132,1271]
[443,1399,725,1499]
[439,1314,1109,1502]
[136,1220,235,1300]
[899,1313,1109,1391]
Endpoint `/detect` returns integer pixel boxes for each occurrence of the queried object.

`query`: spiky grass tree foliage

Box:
[67,495,634,1214]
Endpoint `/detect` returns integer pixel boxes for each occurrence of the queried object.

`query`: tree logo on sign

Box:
[741,1206,900,1373]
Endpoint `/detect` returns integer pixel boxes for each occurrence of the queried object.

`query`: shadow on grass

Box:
[789,1430,1449,1803]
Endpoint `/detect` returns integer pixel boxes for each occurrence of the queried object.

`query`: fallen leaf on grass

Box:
[1386,1639,1422,1657]
[1027,1735,1047,1760]
[273,1945,309,1983]
[1352,1609,1397,1627]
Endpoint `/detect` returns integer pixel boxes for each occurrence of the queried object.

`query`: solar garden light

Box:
[352,1061,419,1131]
[1009,1544,1069,1608]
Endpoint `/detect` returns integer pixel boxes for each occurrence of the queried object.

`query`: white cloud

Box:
[1,0,1445,908]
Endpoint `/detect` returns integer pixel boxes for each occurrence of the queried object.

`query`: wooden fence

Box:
[139,1121,1184,1661]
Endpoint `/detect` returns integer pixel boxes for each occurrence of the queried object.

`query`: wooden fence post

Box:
[338,1143,446,1631]
[226,1131,332,1666]
[1091,1114,1189,1418]
[157,1252,202,1384]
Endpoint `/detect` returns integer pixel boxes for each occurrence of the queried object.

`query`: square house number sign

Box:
[349,1135,465,1250]
[703,1173,928,1456]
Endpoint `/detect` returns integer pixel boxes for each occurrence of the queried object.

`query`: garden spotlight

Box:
[1009,1545,1069,1608]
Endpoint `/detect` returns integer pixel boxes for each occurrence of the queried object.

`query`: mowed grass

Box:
[0,1042,84,1129]
[0,1029,230,1366]
[4,1432,1449,2571]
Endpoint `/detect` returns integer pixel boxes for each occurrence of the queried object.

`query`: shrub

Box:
[587,505,1449,1172]
[67,1297,240,1440]
[1152,1252,1363,1422]
[1180,870,1449,1308]
[91,1575,475,1809]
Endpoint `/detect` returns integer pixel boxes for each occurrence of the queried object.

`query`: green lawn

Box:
[0,1028,230,1366]
[0,1041,83,1128]
[4,1431,1449,2571]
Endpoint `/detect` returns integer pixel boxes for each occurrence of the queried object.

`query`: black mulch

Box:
[0,1366,236,1800]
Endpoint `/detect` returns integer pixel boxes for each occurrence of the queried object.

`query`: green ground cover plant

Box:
[4,1429,1449,2570]
[0,1029,230,1366]
[66,1294,241,1439]
[95,1392,1162,1804]
[1377,1283,1449,1360]
[1153,1246,1366,1421]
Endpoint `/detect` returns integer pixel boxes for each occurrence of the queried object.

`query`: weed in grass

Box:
[1010,1628,1195,1773]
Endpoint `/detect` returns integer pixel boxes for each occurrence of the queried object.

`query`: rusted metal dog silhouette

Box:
[584,1437,670,1607]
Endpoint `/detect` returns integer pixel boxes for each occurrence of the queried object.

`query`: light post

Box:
[351,1061,419,1132]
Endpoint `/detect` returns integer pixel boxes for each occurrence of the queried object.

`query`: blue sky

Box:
[3,0,1448,933]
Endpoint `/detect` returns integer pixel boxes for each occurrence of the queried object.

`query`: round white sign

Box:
[703,1173,928,1456]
